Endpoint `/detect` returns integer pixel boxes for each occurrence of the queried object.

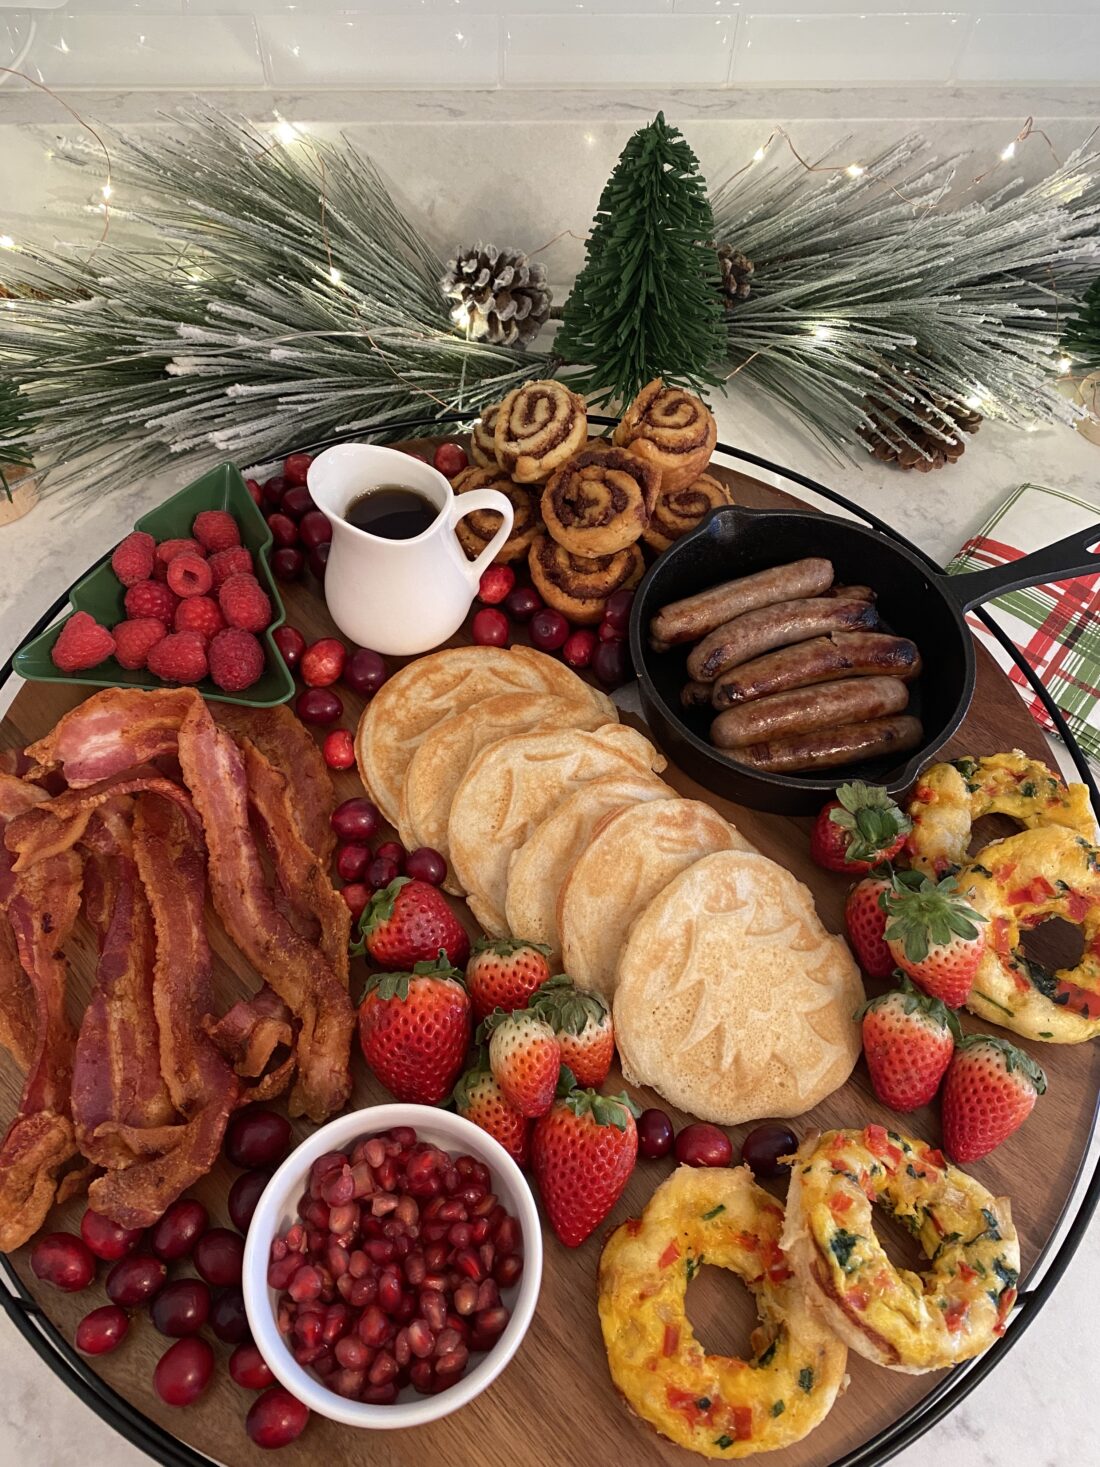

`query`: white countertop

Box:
[2,392,1099,1466]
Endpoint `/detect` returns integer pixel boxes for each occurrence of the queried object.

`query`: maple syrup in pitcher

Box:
[345,484,439,540]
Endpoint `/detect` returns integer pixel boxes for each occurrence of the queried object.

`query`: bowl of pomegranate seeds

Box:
[241,1104,542,1428]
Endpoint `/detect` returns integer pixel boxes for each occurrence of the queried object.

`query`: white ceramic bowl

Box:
[241,1104,542,1429]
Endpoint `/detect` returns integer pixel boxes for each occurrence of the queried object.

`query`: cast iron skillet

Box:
[628,503,1100,814]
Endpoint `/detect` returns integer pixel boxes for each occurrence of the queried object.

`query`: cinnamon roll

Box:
[541,446,659,556]
[528,532,644,626]
[643,471,735,552]
[612,378,717,493]
[452,465,540,564]
[494,379,588,484]
[469,403,501,469]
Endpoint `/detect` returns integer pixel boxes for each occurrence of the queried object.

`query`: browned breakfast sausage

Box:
[687,596,880,683]
[820,584,875,602]
[681,680,714,709]
[711,632,922,708]
[710,676,910,748]
[649,557,834,648]
[729,715,923,773]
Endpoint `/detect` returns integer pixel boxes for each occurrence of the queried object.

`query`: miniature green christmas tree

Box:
[1063,276,1100,373]
[556,112,725,407]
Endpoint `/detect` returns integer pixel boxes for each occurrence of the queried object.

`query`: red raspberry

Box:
[167,552,214,599]
[111,531,155,588]
[51,612,115,673]
[153,538,205,581]
[208,628,265,693]
[218,573,271,633]
[174,596,226,642]
[124,580,179,625]
[208,546,254,586]
[193,510,241,552]
[112,617,167,671]
[146,630,208,685]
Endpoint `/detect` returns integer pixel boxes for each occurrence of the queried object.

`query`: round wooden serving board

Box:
[2,448,1098,1467]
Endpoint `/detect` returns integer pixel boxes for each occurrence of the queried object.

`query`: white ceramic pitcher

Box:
[308,443,515,656]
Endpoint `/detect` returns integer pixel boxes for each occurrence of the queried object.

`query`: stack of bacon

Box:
[0,687,354,1251]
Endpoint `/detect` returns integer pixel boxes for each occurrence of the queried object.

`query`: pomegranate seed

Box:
[371,1193,398,1217]
[349,1162,375,1198]
[268,1254,301,1290]
[375,1159,398,1191]
[328,1203,358,1237]
[454,1247,484,1282]
[348,1249,370,1278]
[311,1152,346,1187]
[410,1360,435,1394]
[453,1280,479,1316]
[433,1327,462,1358]
[326,1241,350,1278]
[365,1238,395,1264]
[364,1138,386,1168]
[403,1251,427,1286]
[348,1277,377,1309]
[394,1195,419,1229]
[476,1306,510,1339]
[479,1242,496,1274]
[296,1313,323,1349]
[438,1199,467,1224]
[476,1279,501,1313]
[495,1214,521,1252]
[394,1328,411,1368]
[436,1345,469,1376]
[378,1269,403,1312]
[405,1317,434,1357]
[470,1218,490,1244]
[420,1290,447,1332]
[321,1168,354,1207]
[362,1383,398,1405]
[358,1304,390,1348]
[288,1265,323,1303]
[448,1222,472,1249]
[494,1252,524,1289]
[369,1351,398,1386]
[472,1192,498,1218]
[335,1335,370,1370]
[332,1367,365,1399]
[422,1271,448,1294]
[321,1302,352,1345]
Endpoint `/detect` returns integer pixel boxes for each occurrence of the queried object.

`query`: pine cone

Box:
[441,244,552,349]
[860,384,982,472]
[715,244,754,307]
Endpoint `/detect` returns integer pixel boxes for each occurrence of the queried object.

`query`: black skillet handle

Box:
[946,521,1100,611]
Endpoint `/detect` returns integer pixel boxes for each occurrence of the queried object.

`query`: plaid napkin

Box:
[946,483,1100,768]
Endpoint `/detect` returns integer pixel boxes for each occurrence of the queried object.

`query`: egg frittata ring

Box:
[959,825,1100,1042]
[906,751,1093,877]
[782,1126,1019,1375]
[598,1165,847,1459]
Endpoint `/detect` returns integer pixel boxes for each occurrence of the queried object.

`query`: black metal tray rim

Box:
[2,416,1098,1467]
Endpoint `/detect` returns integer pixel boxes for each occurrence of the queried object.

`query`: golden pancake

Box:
[614,850,863,1124]
[448,725,666,937]
[400,692,613,893]
[502,774,670,964]
[559,799,752,1001]
[354,645,615,829]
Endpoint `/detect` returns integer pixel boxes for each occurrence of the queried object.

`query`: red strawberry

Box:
[50,612,115,673]
[845,874,894,978]
[531,1089,639,1247]
[465,937,551,1022]
[883,871,986,1007]
[941,1034,1047,1162]
[810,782,911,873]
[353,877,470,969]
[453,1065,530,1167]
[530,975,614,1087]
[858,981,960,1111]
[481,1009,561,1118]
[357,956,471,1105]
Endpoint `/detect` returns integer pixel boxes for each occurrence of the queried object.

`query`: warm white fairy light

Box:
[752,146,766,163]
[273,119,301,146]
[965,393,985,410]
[846,164,865,178]
[101,183,113,200]
[1001,142,1017,162]
[0,235,14,250]
[1057,355,1073,373]
[328,267,343,285]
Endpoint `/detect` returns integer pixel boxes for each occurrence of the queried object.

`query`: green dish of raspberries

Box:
[14,462,295,708]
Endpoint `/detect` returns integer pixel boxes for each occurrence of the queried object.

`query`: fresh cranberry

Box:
[406,847,446,886]
[323,729,356,770]
[740,1124,798,1179]
[80,1209,143,1262]
[301,636,347,688]
[433,442,468,479]
[529,608,569,652]
[343,647,388,699]
[299,511,333,551]
[307,542,330,578]
[31,1234,96,1292]
[228,1170,270,1234]
[75,1305,129,1356]
[194,1228,245,1287]
[154,1337,215,1407]
[226,1108,292,1170]
[561,629,597,670]
[281,485,316,520]
[246,1387,310,1449]
[209,1286,250,1344]
[331,798,381,843]
[341,883,371,921]
[151,1278,211,1337]
[504,585,543,622]
[230,1342,276,1391]
[471,608,509,647]
[674,1123,732,1169]
[602,588,635,632]
[598,621,622,642]
[271,548,305,582]
[273,625,306,671]
[296,688,343,726]
[637,1109,675,1160]
[478,565,516,605]
[266,512,299,549]
[375,840,406,873]
[592,637,629,690]
[245,479,264,508]
[152,1199,208,1261]
[106,1254,167,1307]
[262,475,288,511]
[283,452,313,487]
[336,842,370,883]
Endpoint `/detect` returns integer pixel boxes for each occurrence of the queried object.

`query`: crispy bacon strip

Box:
[6,773,197,872]
[0,910,34,1071]
[206,986,296,1103]
[89,795,238,1227]
[0,775,82,1250]
[0,748,32,778]
[216,703,336,861]
[176,703,353,1121]
[71,804,175,1169]
[25,687,200,788]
